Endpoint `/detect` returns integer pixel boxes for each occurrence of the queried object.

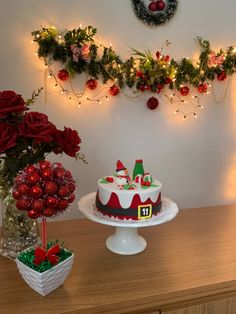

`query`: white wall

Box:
[1,0,236,222]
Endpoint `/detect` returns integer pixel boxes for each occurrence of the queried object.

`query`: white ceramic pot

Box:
[16,252,74,296]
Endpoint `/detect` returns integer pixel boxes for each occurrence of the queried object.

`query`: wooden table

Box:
[1,204,236,314]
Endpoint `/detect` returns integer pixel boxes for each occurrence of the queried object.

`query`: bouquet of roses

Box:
[0,89,83,186]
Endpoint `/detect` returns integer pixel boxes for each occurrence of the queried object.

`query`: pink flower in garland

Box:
[208,52,225,67]
[70,44,91,63]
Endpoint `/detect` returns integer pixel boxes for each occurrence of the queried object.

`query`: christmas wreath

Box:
[131,0,178,26]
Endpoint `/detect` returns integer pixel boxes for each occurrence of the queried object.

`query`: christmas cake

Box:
[95,160,162,220]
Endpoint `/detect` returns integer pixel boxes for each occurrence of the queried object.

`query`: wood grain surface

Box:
[1,204,236,314]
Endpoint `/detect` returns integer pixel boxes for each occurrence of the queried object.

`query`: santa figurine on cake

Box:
[116,160,131,188]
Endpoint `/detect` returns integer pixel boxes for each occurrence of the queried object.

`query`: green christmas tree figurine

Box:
[132,159,145,180]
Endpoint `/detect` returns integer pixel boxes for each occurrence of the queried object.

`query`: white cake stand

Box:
[78,192,178,255]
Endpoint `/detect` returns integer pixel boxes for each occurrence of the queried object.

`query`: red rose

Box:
[0,90,27,119]
[53,127,81,157]
[18,112,56,144]
[0,123,18,153]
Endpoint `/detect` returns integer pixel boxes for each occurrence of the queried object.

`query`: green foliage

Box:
[32,26,236,94]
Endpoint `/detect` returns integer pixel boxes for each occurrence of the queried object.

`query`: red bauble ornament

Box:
[44,208,55,217]
[27,209,40,219]
[30,186,43,198]
[67,194,75,203]
[147,97,159,110]
[25,165,37,174]
[86,79,97,90]
[58,199,69,211]
[65,170,73,179]
[217,71,227,81]
[68,182,76,193]
[41,168,53,179]
[44,181,58,195]
[16,199,31,211]
[58,185,70,197]
[12,189,21,200]
[180,86,190,96]
[109,85,120,96]
[156,0,166,11]
[18,183,30,195]
[198,83,208,93]
[31,199,44,213]
[148,1,158,11]
[57,69,69,81]
[27,172,40,184]
[54,168,65,179]
[46,196,59,208]
[39,160,51,170]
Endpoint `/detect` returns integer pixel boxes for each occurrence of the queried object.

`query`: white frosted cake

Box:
[95,160,162,220]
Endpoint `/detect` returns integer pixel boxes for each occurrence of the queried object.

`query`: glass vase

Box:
[0,189,40,259]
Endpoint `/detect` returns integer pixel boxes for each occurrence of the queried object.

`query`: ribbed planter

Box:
[16,252,74,296]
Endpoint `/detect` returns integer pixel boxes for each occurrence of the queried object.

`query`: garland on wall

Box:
[31,25,236,119]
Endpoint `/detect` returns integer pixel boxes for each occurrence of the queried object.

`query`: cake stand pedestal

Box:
[78,192,178,255]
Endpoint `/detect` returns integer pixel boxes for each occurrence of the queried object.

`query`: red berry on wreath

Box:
[180,86,190,96]
[156,51,161,59]
[198,83,208,93]
[57,69,69,81]
[165,77,172,84]
[109,85,120,96]
[136,70,143,78]
[157,0,166,11]
[217,71,227,81]
[163,55,170,62]
[44,181,58,195]
[148,1,158,11]
[86,79,97,90]
[138,84,146,92]
[30,186,43,198]
[147,96,159,110]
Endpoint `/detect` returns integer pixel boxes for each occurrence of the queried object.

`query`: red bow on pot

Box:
[33,244,60,266]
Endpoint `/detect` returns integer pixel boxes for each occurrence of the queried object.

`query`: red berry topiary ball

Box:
[12,161,76,219]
